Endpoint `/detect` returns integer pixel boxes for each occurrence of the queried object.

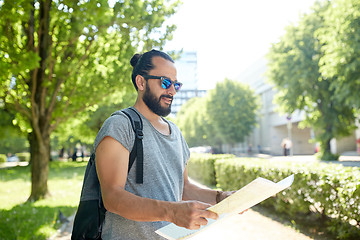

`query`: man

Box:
[95,49,232,240]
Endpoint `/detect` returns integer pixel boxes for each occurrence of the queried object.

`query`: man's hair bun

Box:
[130,53,142,67]
[130,49,174,91]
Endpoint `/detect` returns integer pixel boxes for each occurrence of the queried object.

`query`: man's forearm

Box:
[182,180,235,205]
[102,187,218,230]
[182,180,217,205]
[103,187,173,222]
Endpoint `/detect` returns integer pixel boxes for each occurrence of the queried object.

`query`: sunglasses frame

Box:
[141,75,183,92]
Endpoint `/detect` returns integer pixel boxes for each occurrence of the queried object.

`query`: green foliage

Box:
[206,79,259,144]
[266,1,357,160]
[317,0,360,108]
[214,157,360,239]
[0,0,179,200]
[0,0,179,127]
[52,90,137,149]
[316,150,340,161]
[0,109,28,154]
[187,153,234,186]
[177,79,259,148]
[0,154,6,163]
[0,133,29,155]
[0,161,87,239]
[177,97,221,147]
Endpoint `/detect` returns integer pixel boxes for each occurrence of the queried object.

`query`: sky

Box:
[163,0,317,90]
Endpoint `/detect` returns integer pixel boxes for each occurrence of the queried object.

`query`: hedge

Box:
[188,154,360,239]
[187,153,235,186]
[16,152,30,162]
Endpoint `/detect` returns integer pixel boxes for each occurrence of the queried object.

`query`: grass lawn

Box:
[0,161,87,240]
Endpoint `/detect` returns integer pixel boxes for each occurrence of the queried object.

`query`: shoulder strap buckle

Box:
[136,129,143,139]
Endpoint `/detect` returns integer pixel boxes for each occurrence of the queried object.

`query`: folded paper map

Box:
[155,174,294,240]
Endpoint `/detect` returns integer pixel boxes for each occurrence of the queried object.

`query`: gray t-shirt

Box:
[94,107,190,240]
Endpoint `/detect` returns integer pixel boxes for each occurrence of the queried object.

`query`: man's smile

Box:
[161,95,173,105]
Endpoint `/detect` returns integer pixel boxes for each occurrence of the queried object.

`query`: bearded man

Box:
[94,49,233,240]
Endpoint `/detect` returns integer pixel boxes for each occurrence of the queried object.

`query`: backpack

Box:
[71,107,143,240]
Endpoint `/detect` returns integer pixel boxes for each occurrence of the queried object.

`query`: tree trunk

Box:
[319,137,338,160]
[28,130,50,201]
[325,139,331,153]
[27,0,52,202]
[28,132,33,165]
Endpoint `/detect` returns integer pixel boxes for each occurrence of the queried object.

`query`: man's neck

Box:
[133,99,172,135]
[133,99,171,135]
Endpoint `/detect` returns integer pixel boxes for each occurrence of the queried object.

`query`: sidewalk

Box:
[189,209,313,240]
[263,152,360,167]
[0,161,29,169]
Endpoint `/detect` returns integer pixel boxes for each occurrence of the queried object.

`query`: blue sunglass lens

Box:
[162,78,172,89]
[161,77,181,91]
[174,83,181,91]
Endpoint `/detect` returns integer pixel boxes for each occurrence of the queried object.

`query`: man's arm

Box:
[95,136,218,230]
[182,166,234,205]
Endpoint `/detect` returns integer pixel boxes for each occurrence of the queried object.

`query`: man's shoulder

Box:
[110,107,133,117]
[101,109,133,130]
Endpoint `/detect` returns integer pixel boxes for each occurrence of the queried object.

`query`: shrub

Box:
[16,152,30,162]
[214,157,360,240]
[0,154,6,163]
[187,153,234,186]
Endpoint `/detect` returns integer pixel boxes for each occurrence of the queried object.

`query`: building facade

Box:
[172,51,207,115]
[234,58,358,156]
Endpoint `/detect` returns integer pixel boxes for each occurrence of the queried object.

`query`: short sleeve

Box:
[93,112,135,153]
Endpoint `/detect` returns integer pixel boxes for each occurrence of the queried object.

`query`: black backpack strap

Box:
[119,107,144,184]
[89,153,106,211]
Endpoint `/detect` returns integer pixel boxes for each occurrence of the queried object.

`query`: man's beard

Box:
[143,84,173,117]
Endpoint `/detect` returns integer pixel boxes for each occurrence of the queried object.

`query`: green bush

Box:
[214,157,360,240]
[0,154,6,163]
[16,152,30,162]
[187,153,234,186]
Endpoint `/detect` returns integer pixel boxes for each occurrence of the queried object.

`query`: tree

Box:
[317,0,360,108]
[266,1,356,160]
[206,79,259,145]
[177,97,221,147]
[0,0,179,201]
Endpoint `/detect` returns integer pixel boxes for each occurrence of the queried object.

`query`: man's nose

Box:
[167,83,176,95]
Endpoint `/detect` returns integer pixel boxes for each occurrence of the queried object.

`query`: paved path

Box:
[189,210,313,240]
[254,152,360,167]
[0,161,29,168]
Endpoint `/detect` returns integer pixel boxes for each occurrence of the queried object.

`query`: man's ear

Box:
[135,75,146,91]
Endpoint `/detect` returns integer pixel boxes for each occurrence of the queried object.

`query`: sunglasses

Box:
[142,75,183,92]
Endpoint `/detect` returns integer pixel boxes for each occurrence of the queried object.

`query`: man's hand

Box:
[169,201,218,230]
[216,190,236,203]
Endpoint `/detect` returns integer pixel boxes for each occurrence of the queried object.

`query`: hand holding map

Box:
[156,174,294,240]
